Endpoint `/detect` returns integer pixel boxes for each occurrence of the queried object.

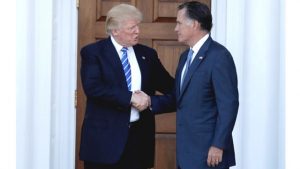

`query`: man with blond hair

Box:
[79,3,174,169]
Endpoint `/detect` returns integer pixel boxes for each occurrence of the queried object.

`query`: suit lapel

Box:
[178,37,212,101]
[102,37,126,82]
[176,50,188,99]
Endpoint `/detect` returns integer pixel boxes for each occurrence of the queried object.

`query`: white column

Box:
[50,1,77,169]
[212,0,285,169]
[17,0,53,169]
[16,0,77,169]
[242,1,283,168]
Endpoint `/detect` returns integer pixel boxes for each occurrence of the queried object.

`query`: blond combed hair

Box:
[105,4,143,35]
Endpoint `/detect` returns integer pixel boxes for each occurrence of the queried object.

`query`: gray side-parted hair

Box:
[105,4,143,35]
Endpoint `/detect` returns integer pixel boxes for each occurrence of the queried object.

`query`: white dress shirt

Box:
[111,36,141,122]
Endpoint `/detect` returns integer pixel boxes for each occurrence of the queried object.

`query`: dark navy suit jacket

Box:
[79,37,174,168]
[152,36,239,169]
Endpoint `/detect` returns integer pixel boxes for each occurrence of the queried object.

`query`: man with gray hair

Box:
[79,3,174,169]
[150,1,239,169]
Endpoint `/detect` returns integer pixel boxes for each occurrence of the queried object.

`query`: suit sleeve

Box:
[150,50,176,113]
[151,50,174,94]
[80,46,132,109]
[211,51,239,149]
[150,90,176,114]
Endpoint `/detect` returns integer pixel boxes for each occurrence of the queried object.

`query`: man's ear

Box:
[193,20,201,30]
[112,29,119,36]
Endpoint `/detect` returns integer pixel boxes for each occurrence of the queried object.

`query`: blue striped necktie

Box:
[121,47,131,90]
[181,49,194,89]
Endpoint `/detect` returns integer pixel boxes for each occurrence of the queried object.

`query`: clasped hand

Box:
[131,90,151,112]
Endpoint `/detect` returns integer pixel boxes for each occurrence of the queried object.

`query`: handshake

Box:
[131,90,151,112]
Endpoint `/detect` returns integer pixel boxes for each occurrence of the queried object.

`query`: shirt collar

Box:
[191,33,209,54]
[110,36,124,52]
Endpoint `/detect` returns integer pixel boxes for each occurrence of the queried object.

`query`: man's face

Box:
[174,9,194,45]
[113,19,140,47]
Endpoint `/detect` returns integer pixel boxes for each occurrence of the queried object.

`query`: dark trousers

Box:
[84,121,146,169]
